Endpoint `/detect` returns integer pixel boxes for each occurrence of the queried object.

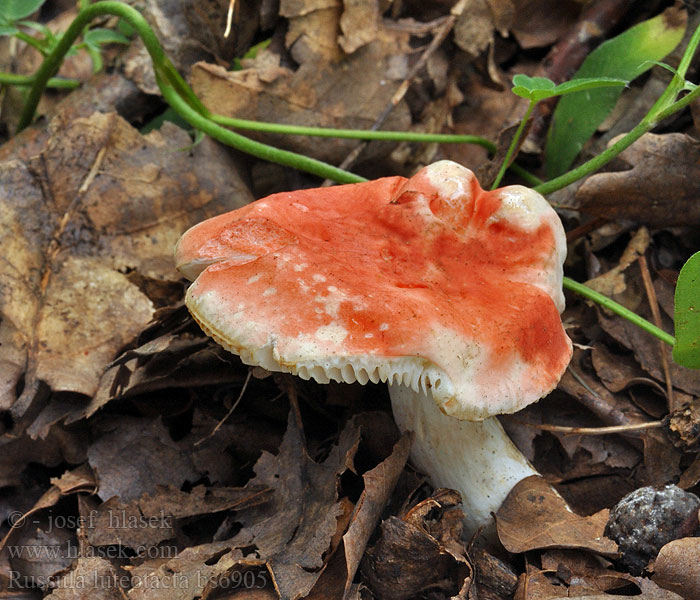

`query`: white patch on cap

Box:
[379,323,389,331]
[247,274,262,284]
[312,274,326,283]
[487,186,550,232]
[292,202,309,212]
[294,263,308,272]
[262,287,277,297]
[423,160,475,205]
[314,292,342,318]
[315,323,348,344]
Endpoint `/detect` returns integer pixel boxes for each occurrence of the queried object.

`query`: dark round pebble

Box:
[605,484,700,575]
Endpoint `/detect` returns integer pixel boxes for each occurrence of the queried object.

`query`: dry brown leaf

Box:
[515,565,684,600]
[361,489,472,600]
[87,417,201,502]
[652,537,700,599]
[126,542,257,600]
[496,475,618,556]
[510,0,581,49]
[190,37,411,166]
[598,310,700,398]
[45,557,126,600]
[585,227,649,308]
[342,430,412,595]
[441,74,523,170]
[281,0,343,63]
[454,0,514,57]
[678,454,700,489]
[591,343,659,395]
[577,133,700,227]
[541,549,636,596]
[227,410,361,599]
[80,308,244,422]
[83,484,270,549]
[515,565,568,600]
[0,111,252,413]
[339,0,380,54]
[0,463,95,555]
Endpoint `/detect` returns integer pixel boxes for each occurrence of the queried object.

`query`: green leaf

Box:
[512,74,627,102]
[673,251,700,369]
[0,0,46,21]
[545,7,686,178]
[17,19,51,37]
[83,28,130,46]
[0,25,19,36]
[232,38,272,71]
[117,18,135,38]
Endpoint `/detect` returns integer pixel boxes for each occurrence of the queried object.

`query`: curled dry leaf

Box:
[577,133,700,227]
[0,111,252,411]
[495,475,618,556]
[361,489,472,600]
[652,537,700,599]
[341,428,412,596]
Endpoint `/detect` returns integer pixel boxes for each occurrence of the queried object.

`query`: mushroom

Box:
[175,160,573,536]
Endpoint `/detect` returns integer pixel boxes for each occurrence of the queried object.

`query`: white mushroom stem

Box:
[389,385,538,537]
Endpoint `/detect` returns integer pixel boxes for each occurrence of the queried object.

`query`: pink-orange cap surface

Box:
[175,161,572,420]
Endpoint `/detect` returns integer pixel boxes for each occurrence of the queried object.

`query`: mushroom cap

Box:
[175,161,572,420]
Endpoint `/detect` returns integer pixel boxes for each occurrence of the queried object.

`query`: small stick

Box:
[522,420,662,435]
[195,370,251,446]
[638,253,675,411]
[224,0,236,38]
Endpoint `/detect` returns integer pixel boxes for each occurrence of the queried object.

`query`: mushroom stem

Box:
[389,385,538,538]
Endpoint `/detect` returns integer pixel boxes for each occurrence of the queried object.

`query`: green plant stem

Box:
[491,100,535,190]
[159,80,367,184]
[0,72,79,88]
[535,117,651,195]
[211,113,496,147]
[13,30,47,54]
[210,114,544,186]
[563,276,675,346]
[18,2,163,131]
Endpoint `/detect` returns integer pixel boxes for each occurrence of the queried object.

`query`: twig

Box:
[522,421,663,435]
[565,217,608,243]
[195,370,251,446]
[638,253,675,411]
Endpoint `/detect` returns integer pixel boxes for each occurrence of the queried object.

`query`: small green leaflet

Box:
[544,8,686,178]
[0,0,46,22]
[673,251,700,369]
[82,28,130,47]
[511,74,628,103]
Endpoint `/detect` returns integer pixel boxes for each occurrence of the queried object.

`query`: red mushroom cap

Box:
[175,161,572,420]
